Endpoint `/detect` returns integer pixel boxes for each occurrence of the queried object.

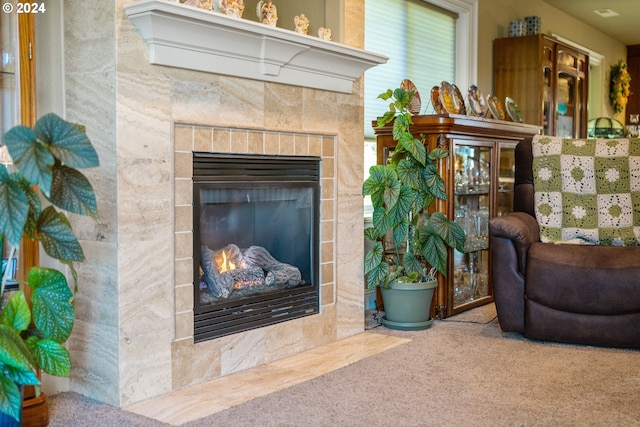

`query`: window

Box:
[363,0,478,215]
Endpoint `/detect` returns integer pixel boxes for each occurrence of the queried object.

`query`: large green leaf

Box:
[0,374,25,422]
[0,291,31,333]
[371,206,390,239]
[402,251,423,277]
[429,212,466,251]
[34,113,99,169]
[0,166,29,247]
[392,113,410,142]
[428,147,450,161]
[421,233,448,275]
[364,226,379,242]
[3,125,55,193]
[0,324,36,373]
[28,267,75,343]
[399,135,426,166]
[392,88,412,109]
[364,240,383,274]
[388,186,414,227]
[47,164,98,219]
[396,158,422,190]
[383,177,401,210]
[25,336,71,377]
[1,363,39,388]
[392,218,409,249]
[422,163,447,200]
[363,165,395,207]
[37,206,85,262]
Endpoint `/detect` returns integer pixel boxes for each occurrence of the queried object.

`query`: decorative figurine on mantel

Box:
[294,14,310,35]
[215,0,245,18]
[179,0,211,11]
[318,27,332,41]
[257,0,278,27]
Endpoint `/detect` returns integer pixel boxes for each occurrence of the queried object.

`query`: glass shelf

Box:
[453,144,491,307]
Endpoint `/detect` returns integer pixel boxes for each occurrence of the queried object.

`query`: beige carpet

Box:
[48,304,640,426]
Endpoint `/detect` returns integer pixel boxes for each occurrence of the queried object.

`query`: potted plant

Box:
[0,113,99,424]
[364,88,464,330]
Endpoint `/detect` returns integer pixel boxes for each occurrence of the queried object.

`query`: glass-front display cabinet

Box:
[494,34,588,138]
[374,115,539,318]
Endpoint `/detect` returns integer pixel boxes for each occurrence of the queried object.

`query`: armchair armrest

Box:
[488,212,539,333]
[489,212,539,275]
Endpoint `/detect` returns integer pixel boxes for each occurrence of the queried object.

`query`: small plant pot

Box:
[380,279,437,330]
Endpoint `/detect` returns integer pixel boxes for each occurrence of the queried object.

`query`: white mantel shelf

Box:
[124,0,388,93]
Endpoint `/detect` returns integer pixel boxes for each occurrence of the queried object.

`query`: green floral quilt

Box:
[532,135,640,245]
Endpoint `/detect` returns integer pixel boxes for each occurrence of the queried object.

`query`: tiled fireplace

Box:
[173,124,337,386]
[53,0,378,409]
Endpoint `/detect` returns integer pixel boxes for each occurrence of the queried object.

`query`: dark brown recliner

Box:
[488,138,640,349]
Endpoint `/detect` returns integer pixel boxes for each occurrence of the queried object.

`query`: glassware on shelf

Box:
[461,157,490,194]
[628,114,639,138]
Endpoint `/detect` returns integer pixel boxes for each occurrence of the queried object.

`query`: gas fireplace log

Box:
[244,246,301,285]
[267,264,302,285]
[228,264,265,289]
[201,246,233,298]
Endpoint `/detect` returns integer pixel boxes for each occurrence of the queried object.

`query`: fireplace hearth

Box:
[193,152,321,342]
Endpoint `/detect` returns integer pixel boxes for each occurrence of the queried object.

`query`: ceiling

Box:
[543,0,640,46]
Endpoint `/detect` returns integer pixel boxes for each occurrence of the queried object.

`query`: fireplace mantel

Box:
[124,0,388,93]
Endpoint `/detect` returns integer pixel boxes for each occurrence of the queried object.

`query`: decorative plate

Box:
[467,85,488,117]
[401,79,422,114]
[439,81,462,115]
[505,97,523,123]
[486,94,505,120]
[430,86,446,114]
[452,84,466,115]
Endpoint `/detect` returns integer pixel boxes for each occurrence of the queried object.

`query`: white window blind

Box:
[364,0,457,138]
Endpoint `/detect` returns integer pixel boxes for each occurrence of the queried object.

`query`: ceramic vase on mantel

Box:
[380,279,438,330]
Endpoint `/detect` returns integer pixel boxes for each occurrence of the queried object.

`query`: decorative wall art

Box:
[610,59,631,114]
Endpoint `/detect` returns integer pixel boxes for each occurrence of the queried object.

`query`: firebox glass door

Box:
[196,184,316,306]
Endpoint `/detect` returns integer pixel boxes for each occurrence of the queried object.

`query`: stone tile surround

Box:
[170,123,339,388]
[60,0,366,408]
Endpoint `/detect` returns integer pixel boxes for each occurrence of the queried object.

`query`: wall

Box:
[477,0,627,121]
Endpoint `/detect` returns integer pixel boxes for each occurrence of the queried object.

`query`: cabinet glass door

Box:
[497,143,516,216]
[453,144,491,308]
[556,72,576,137]
[542,66,552,136]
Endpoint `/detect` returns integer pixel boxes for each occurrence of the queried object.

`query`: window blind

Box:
[364,0,456,138]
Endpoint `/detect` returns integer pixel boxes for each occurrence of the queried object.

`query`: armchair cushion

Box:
[532,135,640,245]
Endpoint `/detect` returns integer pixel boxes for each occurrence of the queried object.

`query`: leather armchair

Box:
[489,138,640,349]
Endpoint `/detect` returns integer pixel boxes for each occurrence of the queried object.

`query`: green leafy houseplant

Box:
[364,88,464,290]
[0,113,99,423]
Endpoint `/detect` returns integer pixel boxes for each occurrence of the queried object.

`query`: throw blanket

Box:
[532,135,640,245]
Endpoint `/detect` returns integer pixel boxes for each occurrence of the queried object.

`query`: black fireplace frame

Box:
[192,152,321,342]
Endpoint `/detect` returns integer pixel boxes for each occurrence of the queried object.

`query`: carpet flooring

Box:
[47,304,640,426]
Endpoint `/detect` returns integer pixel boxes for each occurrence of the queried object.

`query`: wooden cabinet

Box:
[493,34,589,138]
[374,115,539,318]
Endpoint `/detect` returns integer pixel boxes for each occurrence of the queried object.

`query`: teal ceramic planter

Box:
[380,279,438,330]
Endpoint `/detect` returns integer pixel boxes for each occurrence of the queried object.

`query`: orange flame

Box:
[218,250,236,273]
